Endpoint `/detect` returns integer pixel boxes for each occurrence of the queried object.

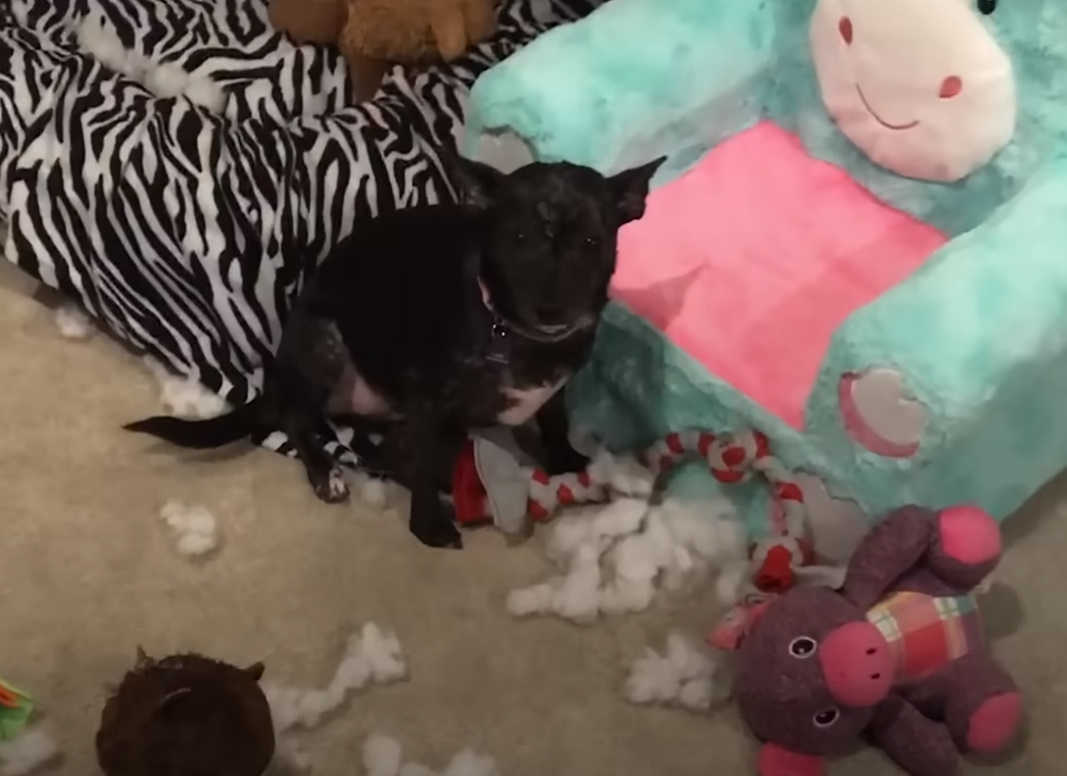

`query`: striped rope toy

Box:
[524,429,814,595]
[527,430,802,529]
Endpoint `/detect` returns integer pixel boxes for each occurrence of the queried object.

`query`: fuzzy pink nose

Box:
[818,622,893,707]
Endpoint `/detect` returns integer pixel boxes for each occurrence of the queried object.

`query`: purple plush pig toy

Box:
[723,505,1022,776]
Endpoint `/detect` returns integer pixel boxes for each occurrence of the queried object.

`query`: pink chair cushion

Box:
[612,121,947,429]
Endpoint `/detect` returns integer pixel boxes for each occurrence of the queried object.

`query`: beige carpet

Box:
[1,261,1063,776]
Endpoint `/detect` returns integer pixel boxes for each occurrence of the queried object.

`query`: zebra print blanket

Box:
[0,0,597,466]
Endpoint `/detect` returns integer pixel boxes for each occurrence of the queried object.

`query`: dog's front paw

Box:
[410,506,463,550]
[312,468,351,504]
[411,521,463,549]
[409,492,463,549]
[545,447,591,476]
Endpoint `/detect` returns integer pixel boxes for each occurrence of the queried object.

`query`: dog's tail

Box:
[124,397,264,450]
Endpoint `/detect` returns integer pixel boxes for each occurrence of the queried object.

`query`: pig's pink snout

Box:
[818,621,893,707]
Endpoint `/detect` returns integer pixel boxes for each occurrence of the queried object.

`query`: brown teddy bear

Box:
[268,0,497,101]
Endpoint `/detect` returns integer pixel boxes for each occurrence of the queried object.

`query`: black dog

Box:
[124,154,665,549]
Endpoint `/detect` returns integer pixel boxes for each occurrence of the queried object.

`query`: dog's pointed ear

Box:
[443,151,506,211]
[243,662,266,681]
[609,156,666,224]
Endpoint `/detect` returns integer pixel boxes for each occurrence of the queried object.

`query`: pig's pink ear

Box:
[757,743,825,776]
[707,598,773,651]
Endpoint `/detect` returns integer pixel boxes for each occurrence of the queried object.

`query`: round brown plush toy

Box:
[268,0,497,101]
[96,649,275,776]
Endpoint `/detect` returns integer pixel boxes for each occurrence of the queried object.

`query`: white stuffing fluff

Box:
[143,358,229,419]
[625,632,730,711]
[75,14,225,112]
[160,500,220,557]
[54,303,95,340]
[181,76,228,113]
[507,494,746,624]
[143,61,227,113]
[354,473,391,510]
[0,726,60,776]
[361,734,501,776]
[263,623,407,735]
[714,560,751,607]
[363,733,404,776]
[440,750,499,776]
[74,14,132,75]
[267,741,312,774]
[585,450,656,497]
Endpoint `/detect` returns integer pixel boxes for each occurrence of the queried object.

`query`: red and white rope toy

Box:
[523,429,816,595]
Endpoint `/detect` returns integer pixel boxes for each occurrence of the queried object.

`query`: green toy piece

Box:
[0,676,33,741]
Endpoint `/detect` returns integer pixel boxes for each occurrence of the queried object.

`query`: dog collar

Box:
[478,280,592,365]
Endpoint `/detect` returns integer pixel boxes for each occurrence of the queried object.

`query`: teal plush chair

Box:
[463,0,1067,539]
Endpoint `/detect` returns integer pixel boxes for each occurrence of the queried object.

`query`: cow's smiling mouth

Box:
[855,84,920,131]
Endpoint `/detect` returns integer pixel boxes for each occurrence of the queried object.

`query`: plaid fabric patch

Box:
[866,592,983,680]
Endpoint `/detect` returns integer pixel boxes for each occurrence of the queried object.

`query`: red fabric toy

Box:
[451,429,820,595]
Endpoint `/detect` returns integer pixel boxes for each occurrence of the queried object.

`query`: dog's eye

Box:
[585,236,599,247]
[514,232,527,243]
[977,0,996,13]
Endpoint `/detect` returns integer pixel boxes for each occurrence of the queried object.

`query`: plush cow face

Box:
[810,0,1015,181]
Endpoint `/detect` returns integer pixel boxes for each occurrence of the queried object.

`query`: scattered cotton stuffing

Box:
[160,500,221,557]
[143,358,229,419]
[585,450,656,497]
[440,750,499,776]
[363,733,404,776]
[625,632,731,711]
[76,14,226,112]
[714,560,751,607]
[75,14,133,75]
[54,303,95,340]
[143,60,227,112]
[507,491,746,624]
[353,473,391,510]
[266,740,314,775]
[0,726,60,776]
[263,623,407,735]
[182,76,228,113]
[361,734,501,776]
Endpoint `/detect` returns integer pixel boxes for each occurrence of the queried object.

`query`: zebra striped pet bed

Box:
[0,0,598,467]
